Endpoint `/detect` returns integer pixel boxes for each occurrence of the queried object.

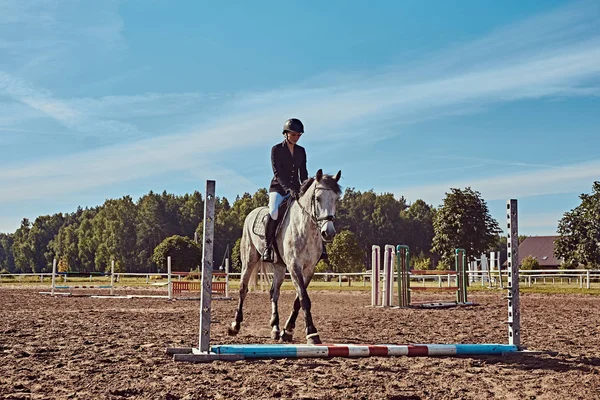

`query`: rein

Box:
[294,185,336,236]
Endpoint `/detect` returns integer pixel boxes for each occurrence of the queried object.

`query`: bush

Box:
[412,256,431,270]
[152,235,202,272]
[521,255,540,270]
[0,268,12,276]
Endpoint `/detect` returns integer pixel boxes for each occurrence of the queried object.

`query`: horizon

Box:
[1,0,599,236]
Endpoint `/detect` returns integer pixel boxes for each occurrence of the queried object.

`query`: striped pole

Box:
[207,343,518,359]
[507,199,521,347]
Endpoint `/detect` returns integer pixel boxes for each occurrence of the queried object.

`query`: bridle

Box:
[295,185,337,236]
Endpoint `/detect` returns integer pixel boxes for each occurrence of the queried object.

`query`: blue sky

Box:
[1,0,599,236]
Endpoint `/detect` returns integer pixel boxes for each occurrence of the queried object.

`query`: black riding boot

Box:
[262,216,278,262]
[319,243,328,261]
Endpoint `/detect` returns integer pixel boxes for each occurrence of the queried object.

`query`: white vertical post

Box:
[51,258,57,296]
[383,245,395,307]
[587,270,591,289]
[382,246,390,307]
[199,180,216,353]
[371,245,381,307]
[110,260,115,296]
[507,199,521,347]
[167,256,173,300]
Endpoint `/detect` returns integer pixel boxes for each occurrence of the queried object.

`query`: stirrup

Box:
[263,248,274,262]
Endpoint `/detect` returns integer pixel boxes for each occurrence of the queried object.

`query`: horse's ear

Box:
[316,169,323,182]
[334,170,341,182]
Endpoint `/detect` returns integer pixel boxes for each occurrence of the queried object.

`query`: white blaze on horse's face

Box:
[314,169,341,242]
[315,186,337,241]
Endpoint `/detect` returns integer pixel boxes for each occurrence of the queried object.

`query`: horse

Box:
[228,169,342,345]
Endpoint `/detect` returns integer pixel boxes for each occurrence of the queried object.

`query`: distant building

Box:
[518,236,562,268]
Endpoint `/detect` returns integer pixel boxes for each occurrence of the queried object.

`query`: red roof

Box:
[518,236,562,267]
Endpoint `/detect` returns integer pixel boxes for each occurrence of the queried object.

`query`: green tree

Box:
[152,235,202,272]
[136,191,170,271]
[555,181,600,269]
[77,211,99,272]
[179,191,204,238]
[432,187,500,266]
[404,200,436,258]
[91,197,138,272]
[0,233,15,272]
[337,188,409,263]
[28,214,65,272]
[230,237,242,273]
[326,230,365,273]
[12,218,34,273]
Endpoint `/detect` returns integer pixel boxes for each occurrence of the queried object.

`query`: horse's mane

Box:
[299,174,342,197]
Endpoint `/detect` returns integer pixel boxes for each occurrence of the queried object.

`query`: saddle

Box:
[252,197,292,239]
[252,198,293,264]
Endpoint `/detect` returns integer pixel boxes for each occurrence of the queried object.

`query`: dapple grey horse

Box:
[228,169,342,345]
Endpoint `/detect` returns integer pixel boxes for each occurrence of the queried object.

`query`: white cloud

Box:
[0,71,139,137]
[395,160,600,205]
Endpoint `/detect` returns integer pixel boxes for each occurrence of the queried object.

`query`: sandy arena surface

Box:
[1,287,599,400]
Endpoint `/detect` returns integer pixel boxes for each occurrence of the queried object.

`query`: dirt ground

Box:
[1,287,599,400]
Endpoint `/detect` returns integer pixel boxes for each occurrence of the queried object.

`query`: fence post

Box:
[111,260,115,296]
[167,256,173,300]
[225,257,230,298]
[587,270,591,289]
[51,259,57,296]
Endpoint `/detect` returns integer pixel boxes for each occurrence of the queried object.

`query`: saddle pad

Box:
[252,207,270,238]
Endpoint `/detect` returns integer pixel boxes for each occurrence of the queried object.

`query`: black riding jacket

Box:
[269,140,308,195]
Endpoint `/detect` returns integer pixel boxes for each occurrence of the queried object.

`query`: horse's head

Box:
[300,169,342,242]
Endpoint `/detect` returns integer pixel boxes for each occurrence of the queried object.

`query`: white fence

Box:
[2,269,600,289]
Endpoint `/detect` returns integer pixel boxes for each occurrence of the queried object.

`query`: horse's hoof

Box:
[227,323,239,336]
[306,334,321,345]
[280,331,293,342]
[271,330,280,340]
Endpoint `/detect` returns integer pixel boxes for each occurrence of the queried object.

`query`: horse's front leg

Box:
[281,295,300,342]
[285,265,321,345]
[269,266,286,340]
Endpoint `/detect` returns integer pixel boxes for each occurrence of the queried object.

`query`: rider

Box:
[263,118,327,262]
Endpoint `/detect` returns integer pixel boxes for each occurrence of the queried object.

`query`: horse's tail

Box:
[249,260,273,292]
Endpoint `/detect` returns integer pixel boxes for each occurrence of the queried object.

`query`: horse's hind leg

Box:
[269,266,285,340]
[228,239,259,336]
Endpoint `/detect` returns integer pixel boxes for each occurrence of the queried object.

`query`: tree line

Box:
[1,181,599,274]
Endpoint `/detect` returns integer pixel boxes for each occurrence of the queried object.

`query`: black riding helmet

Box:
[282,118,304,134]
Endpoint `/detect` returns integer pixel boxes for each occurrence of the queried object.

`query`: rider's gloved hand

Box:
[288,189,299,200]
